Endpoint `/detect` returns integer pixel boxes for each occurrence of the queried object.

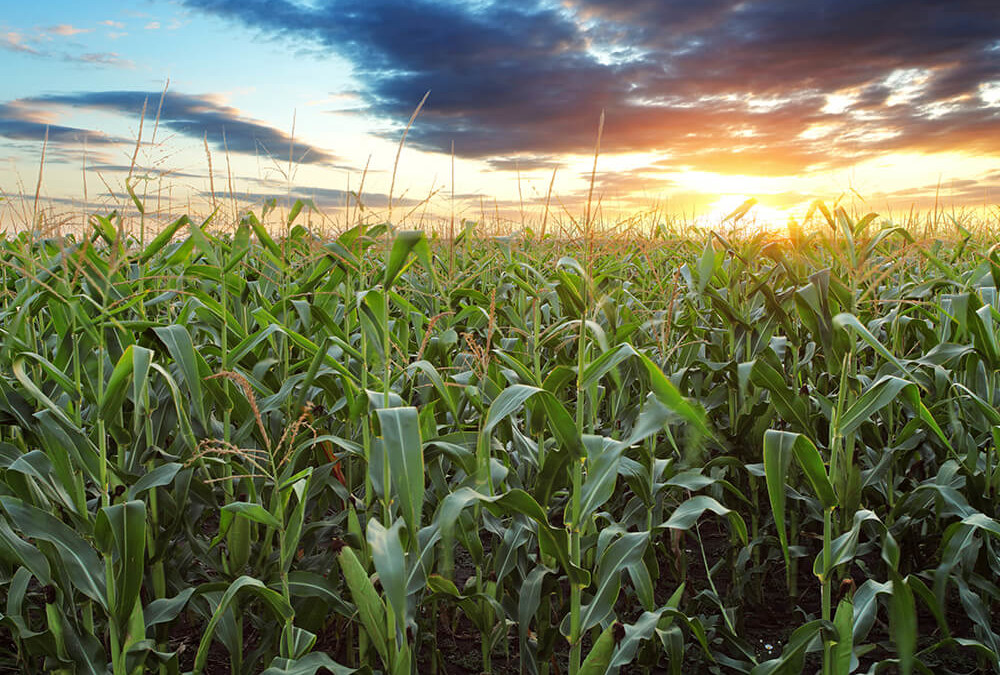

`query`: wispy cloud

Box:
[1,32,41,55]
[178,0,1000,178]
[74,52,134,69]
[486,156,565,172]
[144,22,161,30]
[205,181,420,209]
[2,24,135,69]
[45,24,93,37]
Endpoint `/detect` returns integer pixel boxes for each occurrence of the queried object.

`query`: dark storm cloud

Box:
[180,0,1000,177]
[19,91,340,166]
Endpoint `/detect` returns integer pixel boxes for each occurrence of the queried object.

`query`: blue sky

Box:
[2,0,999,227]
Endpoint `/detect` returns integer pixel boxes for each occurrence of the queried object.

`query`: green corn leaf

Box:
[144,587,196,630]
[15,351,77,398]
[790,434,837,509]
[959,512,1000,539]
[483,384,546,434]
[579,621,617,675]
[377,407,424,536]
[697,237,717,294]
[248,211,284,261]
[437,487,590,586]
[579,343,711,439]
[280,470,313,572]
[261,653,358,675]
[0,497,107,608]
[338,546,389,666]
[838,376,910,437]
[580,343,636,389]
[0,519,52,585]
[750,620,836,675]
[406,360,460,421]
[11,356,79,430]
[517,565,549,663]
[187,215,221,267]
[579,436,626,526]
[831,597,853,675]
[384,230,427,290]
[139,215,190,263]
[764,430,794,574]
[149,362,198,452]
[4,567,43,640]
[839,375,953,455]
[574,532,647,634]
[193,576,293,674]
[664,495,748,546]
[956,577,1000,658]
[280,571,355,619]
[852,579,892,643]
[833,313,908,375]
[6,450,76,512]
[888,571,916,675]
[221,501,282,529]
[750,358,813,433]
[610,602,711,669]
[153,324,207,427]
[128,463,182,500]
[224,221,252,273]
[94,500,146,631]
[100,344,152,422]
[579,397,674,524]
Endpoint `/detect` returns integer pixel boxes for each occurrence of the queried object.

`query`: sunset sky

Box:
[2,0,999,227]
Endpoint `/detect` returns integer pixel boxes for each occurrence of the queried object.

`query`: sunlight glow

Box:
[674,171,790,197]
[981,81,1000,107]
[822,93,856,115]
[884,68,933,106]
[798,123,837,140]
[704,194,789,226]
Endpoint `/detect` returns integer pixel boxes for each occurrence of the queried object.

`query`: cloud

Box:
[486,156,564,172]
[81,163,210,182]
[178,0,1000,177]
[145,21,161,30]
[206,186,418,209]
[14,90,341,166]
[869,174,1000,211]
[0,119,118,145]
[0,101,122,145]
[74,52,135,69]
[45,24,93,37]
[1,32,40,55]
[1,26,135,68]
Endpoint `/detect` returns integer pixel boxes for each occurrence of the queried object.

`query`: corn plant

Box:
[0,200,999,674]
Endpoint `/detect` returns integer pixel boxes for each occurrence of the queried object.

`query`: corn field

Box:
[0,200,998,674]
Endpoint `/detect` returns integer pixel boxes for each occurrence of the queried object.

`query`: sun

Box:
[703,194,790,228]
